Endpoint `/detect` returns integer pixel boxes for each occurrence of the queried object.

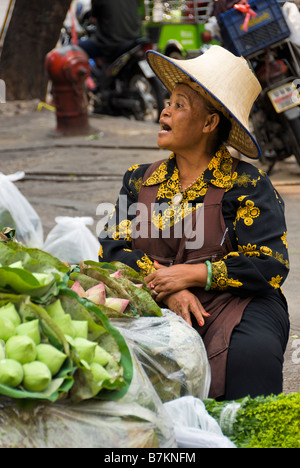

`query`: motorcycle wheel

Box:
[285,115,300,166]
[127,73,165,123]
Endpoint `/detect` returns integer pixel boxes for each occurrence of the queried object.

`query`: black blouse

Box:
[99,146,289,298]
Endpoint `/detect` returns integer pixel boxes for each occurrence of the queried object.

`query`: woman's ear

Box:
[203,113,220,134]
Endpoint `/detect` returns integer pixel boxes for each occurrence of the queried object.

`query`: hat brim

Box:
[146,50,261,159]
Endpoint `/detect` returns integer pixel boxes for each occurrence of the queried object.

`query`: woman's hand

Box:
[163,290,210,327]
[145,261,207,303]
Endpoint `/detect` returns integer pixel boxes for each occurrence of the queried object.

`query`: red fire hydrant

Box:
[45,45,93,136]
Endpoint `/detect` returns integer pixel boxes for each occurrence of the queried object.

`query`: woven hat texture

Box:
[146,46,262,159]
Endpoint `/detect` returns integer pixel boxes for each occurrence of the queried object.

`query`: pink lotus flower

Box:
[104,298,129,314]
[109,270,124,279]
[71,281,86,297]
[85,283,106,305]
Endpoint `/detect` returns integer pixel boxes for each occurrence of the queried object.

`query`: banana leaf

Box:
[54,289,133,402]
[0,294,74,402]
[0,241,69,302]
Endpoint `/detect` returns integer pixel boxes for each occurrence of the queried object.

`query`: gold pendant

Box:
[172,192,183,205]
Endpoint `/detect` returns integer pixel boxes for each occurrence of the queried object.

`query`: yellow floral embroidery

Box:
[281,232,288,249]
[236,198,260,226]
[151,202,202,231]
[98,244,103,258]
[144,159,170,187]
[211,261,228,289]
[228,278,243,288]
[260,245,272,256]
[238,243,260,257]
[207,146,238,191]
[136,255,155,276]
[106,220,133,241]
[211,260,243,290]
[269,275,283,289]
[235,172,261,188]
[260,246,289,269]
[128,164,140,172]
[130,176,143,194]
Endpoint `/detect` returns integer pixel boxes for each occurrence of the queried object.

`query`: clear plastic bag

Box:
[0,350,176,448]
[164,396,236,448]
[43,216,99,264]
[112,309,211,402]
[0,172,43,248]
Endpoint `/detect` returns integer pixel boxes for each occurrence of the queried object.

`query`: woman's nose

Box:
[161,103,171,117]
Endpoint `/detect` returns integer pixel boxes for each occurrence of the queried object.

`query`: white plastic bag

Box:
[164,396,236,448]
[43,216,99,264]
[0,172,43,248]
[283,2,300,47]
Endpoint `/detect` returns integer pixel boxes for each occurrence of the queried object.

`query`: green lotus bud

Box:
[93,345,112,367]
[36,343,67,376]
[72,320,88,339]
[90,362,111,383]
[8,261,24,268]
[16,319,41,345]
[73,337,97,364]
[32,272,53,285]
[0,341,5,360]
[23,361,51,392]
[0,317,15,342]
[53,314,76,338]
[0,303,21,327]
[0,359,24,387]
[6,335,36,364]
[45,299,66,319]
[64,334,75,347]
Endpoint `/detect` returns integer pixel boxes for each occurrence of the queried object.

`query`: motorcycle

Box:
[61,1,166,123]
[86,37,166,122]
[218,0,300,174]
[249,40,300,174]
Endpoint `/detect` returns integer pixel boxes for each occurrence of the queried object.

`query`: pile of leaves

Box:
[0,239,161,404]
[204,392,300,448]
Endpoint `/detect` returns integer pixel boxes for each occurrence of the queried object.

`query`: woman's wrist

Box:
[187,263,209,289]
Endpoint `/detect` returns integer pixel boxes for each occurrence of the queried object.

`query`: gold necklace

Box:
[171,175,202,206]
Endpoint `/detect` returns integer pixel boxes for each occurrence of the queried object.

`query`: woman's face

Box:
[157,84,211,155]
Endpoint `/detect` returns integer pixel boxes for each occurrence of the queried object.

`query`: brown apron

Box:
[132,159,252,398]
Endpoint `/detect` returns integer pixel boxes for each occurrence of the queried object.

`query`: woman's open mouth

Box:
[159,122,172,134]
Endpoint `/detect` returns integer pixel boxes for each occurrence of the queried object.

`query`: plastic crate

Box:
[219,0,290,57]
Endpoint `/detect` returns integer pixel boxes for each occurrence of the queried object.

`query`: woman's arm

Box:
[212,167,289,296]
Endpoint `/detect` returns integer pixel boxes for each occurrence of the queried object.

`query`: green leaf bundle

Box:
[204,392,300,448]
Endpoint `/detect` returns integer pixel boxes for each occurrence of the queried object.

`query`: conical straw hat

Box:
[146,46,262,159]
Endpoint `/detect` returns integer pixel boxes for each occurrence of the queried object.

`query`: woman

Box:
[99,46,290,400]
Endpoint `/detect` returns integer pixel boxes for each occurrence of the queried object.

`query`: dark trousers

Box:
[223,292,290,401]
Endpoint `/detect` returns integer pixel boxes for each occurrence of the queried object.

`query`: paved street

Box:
[0,102,299,393]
